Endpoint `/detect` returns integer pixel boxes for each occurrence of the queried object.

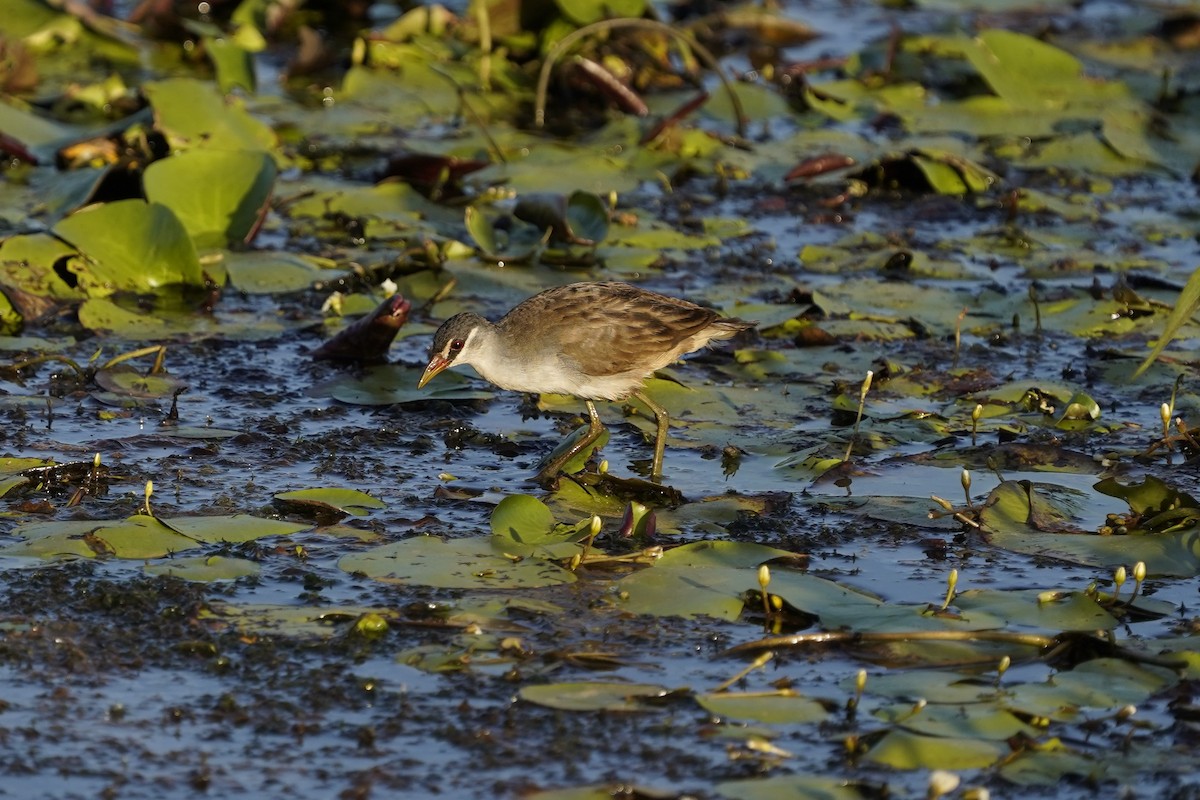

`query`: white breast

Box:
[472,350,644,400]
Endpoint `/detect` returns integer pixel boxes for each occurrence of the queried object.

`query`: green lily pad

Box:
[143,149,277,249]
[518,682,670,712]
[201,602,399,639]
[202,34,256,94]
[490,494,594,559]
[952,588,1117,632]
[1002,658,1177,719]
[0,95,76,156]
[980,480,1200,576]
[339,535,576,589]
[144,555,260,582]
[93,366,188,399]
[165,515,311,543]
[222,251,327,294]
[858,670,997,705]
[697,691,829,724]
[875,701,1038,740]
[328,364,494,405]
[0,233,82,299]
[865,728,1008,770]
[0,512,313,562]
[143,77,276,152]
[541,425,610,476]
[0,515,194,560]
[617,541,804,619]
[490,494,555,541]
[52,201,204,295]
[717,774,877,800]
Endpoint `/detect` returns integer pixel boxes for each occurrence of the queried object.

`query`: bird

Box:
[417,281,755,483]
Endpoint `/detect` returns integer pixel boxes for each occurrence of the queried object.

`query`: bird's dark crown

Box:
[429,312,488,358]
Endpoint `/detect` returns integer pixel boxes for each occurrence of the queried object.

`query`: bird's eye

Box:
[449,338,465,353]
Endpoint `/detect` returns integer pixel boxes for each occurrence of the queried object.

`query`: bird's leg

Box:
[632,390,670,481]
[535,400,606,484]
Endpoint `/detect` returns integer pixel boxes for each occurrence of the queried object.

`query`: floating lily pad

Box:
[875,701,1038,740]
[17,515,198,560]
[1002,658,1177,719]
[339,535,576,589]
[490,494,594,559]
[328,364,494,405]
[717,775,876,800]
[165,514,311,543]
[144,555,260,582]
[93,365,188,399]
[143,77,276,152]
[617,541,804,619]
[0,476,30,498]
[857,669,997,705]
[201,602,399,638]
[0,232,82,299]
[0,513,309,562]
[490,494,556,541]
[952,588,1117,632]
[518,682,671,712]
[541,425,610,476]
[223,251,328,294]
[865,728,1008,770]
[980,480,1200,576]
[275,488,386,517]
[697,691,829,724]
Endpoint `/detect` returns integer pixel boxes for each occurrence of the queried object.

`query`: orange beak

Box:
[418,355,451,389]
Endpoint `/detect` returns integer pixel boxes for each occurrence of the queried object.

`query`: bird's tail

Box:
[709,318,757,339]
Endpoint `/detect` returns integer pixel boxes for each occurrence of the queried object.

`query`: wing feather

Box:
[497,282,726,378]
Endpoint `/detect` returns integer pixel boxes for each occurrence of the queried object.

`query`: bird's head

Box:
[418,312,487,388]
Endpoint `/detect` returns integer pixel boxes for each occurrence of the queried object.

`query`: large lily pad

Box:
[143,149,277,249]
[980,480,1200,576]
[617,541,806,619]
[52,201,204,295]
[327,364,494,405]
[339,535,577,589]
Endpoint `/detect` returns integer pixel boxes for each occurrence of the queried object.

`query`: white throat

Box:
[452,324,566,395]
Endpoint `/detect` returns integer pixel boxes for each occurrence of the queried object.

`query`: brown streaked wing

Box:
[502,283,720,377]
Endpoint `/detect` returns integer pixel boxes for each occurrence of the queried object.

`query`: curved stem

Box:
[6,354,86,378]
[534,18,747,138]
[99,344,167,372]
